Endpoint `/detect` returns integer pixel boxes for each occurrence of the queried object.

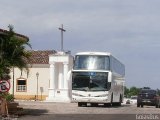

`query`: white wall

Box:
[9,64,50,100]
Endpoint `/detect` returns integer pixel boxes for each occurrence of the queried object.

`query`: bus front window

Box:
[72,72,109,91]
[74,55,110,70]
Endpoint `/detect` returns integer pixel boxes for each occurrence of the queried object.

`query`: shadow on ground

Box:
[19,114,138,120]
[22,108,48,116]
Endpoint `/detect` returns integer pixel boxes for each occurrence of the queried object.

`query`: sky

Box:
[0,0,160,89]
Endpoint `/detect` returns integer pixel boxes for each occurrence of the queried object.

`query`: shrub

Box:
[0,93,14,102]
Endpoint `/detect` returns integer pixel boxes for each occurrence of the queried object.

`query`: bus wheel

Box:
[112,102,121,106]
[137,103,140,107]
[140,104,144,108]
[118,95,122,106]
[78,102,87,107]
[118,102,121,106]
[104,103,111,107]
[111,93,113,105]
[155,103,160,108]
[78,102,82,107]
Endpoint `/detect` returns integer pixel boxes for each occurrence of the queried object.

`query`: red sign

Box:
[0,80,10,92]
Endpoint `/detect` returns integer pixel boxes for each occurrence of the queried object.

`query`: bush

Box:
[0,93,14,102]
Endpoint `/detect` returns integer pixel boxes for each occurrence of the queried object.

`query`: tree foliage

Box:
[124,86,140,98]
[125,86,160,97]
[0,25,31,80]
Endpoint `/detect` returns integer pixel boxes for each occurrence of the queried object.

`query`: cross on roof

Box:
[59,24,66,51]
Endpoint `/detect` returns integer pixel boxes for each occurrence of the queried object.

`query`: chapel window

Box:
[16,78,27,92]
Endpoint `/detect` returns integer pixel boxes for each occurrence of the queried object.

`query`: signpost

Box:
[0,80,10,92]
[0,80,11,116]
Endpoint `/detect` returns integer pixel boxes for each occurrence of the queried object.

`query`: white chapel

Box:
[9,50,73,102]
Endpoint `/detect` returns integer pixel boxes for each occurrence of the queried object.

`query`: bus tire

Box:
[104,103,111,107]
[118,95,122,106]
[78,102,82,107]
[140,104,144,108]
[78,102,87,107]
[156,101,160,108]
[137,103,140,107]
[111,93,113,105]
[112,95,122,106]
[111,94,119,106]
[155,102,160,108]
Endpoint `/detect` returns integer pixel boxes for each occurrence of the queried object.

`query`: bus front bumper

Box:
[72,96,109,103]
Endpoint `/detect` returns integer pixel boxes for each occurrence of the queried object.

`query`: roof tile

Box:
[27,50,56,64]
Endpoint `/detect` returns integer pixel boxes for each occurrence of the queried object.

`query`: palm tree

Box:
[0,25,31,80]
[0,31,10,80]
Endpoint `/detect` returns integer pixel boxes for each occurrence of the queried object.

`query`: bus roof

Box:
[75,52,111,56]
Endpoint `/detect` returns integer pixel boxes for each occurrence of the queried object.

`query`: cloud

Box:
[1,0,160,88]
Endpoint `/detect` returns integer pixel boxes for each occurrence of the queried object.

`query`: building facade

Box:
[9,50,56,100]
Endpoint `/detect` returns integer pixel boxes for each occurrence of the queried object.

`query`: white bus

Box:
[72,52,125,107]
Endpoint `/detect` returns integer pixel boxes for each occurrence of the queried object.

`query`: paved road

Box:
[9,101,160,120]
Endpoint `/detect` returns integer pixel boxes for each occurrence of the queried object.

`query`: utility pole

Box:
[58,24,66,51]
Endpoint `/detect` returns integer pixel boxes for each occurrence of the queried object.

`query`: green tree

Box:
[124,86,130,97]
[0,25,31,80]
[129,86,140,97]
[124,86,141,98]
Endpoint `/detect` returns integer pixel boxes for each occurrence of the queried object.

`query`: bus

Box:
[72,52,125,107]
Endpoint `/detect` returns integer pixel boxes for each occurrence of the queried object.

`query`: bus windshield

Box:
[72,72,110,91]
[74,55,110,70]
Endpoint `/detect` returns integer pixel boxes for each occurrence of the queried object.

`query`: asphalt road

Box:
[7,101,160,120]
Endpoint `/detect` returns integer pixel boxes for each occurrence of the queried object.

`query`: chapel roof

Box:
[27,50,56,64]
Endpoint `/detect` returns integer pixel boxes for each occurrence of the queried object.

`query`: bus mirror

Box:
[108,72,112,82]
